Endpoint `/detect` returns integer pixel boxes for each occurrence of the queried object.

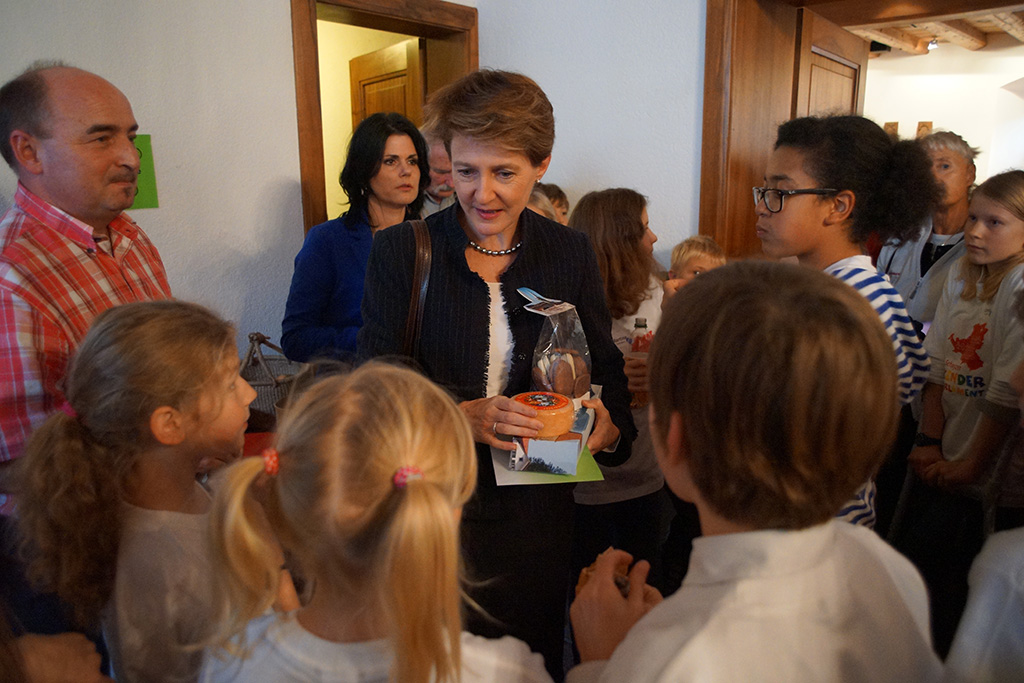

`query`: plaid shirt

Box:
[0,184,171,508]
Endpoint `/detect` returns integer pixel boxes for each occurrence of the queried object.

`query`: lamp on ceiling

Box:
[927,38,939,51]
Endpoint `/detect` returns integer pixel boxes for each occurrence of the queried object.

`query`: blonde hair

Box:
[670,235,726,276]
[569,188,655,320]
[424,70,554,166]
[528,186,558,221]
[649,261,899,528]
[959,170,1024,302]
[208,363,477,683]
[16,300,235,626]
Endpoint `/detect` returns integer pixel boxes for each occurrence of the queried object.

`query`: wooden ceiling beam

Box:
[851,27,930,54]
[915,19,987,49]
[805,1,1024,28]
[991,11,1024,40]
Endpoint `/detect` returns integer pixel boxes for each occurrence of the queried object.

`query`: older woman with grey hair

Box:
[878,131,979,334]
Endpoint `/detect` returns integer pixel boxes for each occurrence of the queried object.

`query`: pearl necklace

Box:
[468,240,522,256]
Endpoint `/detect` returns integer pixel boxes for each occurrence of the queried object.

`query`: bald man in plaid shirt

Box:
[0,64,171,513]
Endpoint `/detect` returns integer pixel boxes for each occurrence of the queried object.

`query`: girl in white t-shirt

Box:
[569,189,707,595]
[17,301,257,682]
[201,363,551,683]
[900,170,1024,655]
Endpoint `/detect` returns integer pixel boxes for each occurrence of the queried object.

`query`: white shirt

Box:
[945,527,1024,683]
[485,281,513,398]
[103,487,215,683]
[567,521,942,683]
[201,612,553,682]
[575,275,664,504]
[878,220,966,326]
[925,263,1024,502]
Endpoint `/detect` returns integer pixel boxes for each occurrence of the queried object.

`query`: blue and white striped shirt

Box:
[826,255,930,406]
[826,255,930,528]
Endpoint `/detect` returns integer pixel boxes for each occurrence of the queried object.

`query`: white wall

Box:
[0,0,304,351]
[318,22,413,220]
[475,0,706,267]
[864,33,1024,180]
[0,0,704,351]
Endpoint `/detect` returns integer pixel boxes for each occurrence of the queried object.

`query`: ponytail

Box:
[207,456,283,648]
[208,364,476,678]
[384,481,462,683]
[775,115,941,246]
[17,412,131,627]
[16,300,236,629]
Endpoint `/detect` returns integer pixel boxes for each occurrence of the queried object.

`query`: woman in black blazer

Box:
[359,70,633,681]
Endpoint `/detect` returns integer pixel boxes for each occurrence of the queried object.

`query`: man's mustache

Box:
[111,170,139,183]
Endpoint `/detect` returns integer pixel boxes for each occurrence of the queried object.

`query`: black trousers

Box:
[888,475,985,658]
[461,483,575,681]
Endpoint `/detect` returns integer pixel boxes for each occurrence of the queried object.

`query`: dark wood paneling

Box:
[793,8,868,116]
[699,0,800,258]
[291,0,328,236]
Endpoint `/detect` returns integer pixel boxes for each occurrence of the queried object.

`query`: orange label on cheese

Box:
[514,392,570,410]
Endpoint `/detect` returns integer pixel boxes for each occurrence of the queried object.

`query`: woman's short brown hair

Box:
[423,70,554,166]
[649,261,899,529]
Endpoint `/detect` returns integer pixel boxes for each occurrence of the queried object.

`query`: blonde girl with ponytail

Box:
[17,300,258,682]
[900,170,1024,655]
[201,363,552,683]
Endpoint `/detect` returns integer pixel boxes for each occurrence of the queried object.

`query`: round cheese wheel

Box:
[513,391,574,439]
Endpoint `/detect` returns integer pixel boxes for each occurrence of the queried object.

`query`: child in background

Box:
[568,189,675,592]
[201,363,552,683]
[537,182,570,225]
[568,261,942,682]
[665,236,726,299]
[528,186,559,222]
[17,300,258,683]
[755,114,940,526]
[896,170,1024,657]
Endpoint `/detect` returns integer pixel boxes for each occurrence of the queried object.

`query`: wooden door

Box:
[793,9,869,117]
[699,0,873,259]
[350,38,425,128]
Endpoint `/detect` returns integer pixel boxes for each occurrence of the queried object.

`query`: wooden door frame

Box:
[290,0,478,232]
[699,0,1008,256]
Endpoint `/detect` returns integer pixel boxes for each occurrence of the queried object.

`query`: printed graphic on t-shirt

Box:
[949,323,988,371]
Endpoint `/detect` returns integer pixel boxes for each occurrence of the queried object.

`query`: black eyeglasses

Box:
[752,187,838,214]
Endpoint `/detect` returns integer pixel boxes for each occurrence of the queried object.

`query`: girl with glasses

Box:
[754,114,942,527]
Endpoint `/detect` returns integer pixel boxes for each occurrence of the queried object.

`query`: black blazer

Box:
[358,205,635,490]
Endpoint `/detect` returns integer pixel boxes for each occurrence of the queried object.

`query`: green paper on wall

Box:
[130,134,159,209]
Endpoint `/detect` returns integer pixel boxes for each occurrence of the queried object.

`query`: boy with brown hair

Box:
[568,261,942,682]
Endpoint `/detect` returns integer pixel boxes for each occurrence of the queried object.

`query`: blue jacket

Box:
[281,213,372,361]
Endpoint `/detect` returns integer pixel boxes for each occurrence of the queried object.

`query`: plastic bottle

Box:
[629,317,652,408]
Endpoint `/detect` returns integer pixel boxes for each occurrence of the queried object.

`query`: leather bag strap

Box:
[403,219,431,358]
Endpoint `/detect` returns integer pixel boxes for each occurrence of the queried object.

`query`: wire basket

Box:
[241,332,310,432]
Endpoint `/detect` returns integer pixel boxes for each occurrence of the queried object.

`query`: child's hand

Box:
[570,548,662,662]
[663,278,687,301]
[908,445,943,479]
[16,632,113,682]
[623,356,649,394]
[923,458,981,489]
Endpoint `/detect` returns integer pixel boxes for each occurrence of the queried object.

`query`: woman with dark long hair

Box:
[281,112,429,361]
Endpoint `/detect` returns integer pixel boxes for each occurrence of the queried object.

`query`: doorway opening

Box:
[290,0,478,232]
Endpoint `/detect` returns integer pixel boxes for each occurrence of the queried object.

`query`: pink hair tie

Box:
[58,401,78,419]
[262,448,280,477]
[393,466,423,489]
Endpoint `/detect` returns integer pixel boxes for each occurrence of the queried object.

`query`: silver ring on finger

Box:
[492,421,499,435]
